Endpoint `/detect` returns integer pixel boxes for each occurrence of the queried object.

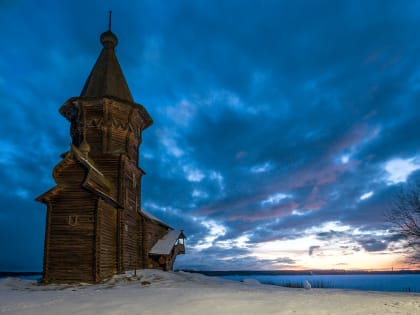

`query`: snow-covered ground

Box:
[0,270,419,315]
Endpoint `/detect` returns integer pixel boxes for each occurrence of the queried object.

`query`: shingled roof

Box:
[80,30,134,103]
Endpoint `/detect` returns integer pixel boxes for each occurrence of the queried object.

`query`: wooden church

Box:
[36,21,185,283]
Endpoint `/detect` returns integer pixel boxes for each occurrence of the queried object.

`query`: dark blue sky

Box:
[1,0,419,271]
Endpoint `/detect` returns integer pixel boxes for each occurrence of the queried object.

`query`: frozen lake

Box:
[222,274,420,292]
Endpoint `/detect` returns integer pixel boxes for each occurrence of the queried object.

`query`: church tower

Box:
[36,19,184,283]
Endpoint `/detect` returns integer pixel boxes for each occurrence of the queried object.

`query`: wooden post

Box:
[134,223,138,277]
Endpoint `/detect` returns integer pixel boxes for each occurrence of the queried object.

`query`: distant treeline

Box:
[0,271,42,278]
[179,269,420,277]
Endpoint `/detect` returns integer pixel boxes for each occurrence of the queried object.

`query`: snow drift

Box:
[0,270,419,315]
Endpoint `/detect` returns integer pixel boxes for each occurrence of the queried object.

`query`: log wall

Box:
[96,199,118,281]
[44,162,97,283]
[142,218,169,269]
[63,99,145,161]
[120,158,143,270]
[83,101,104,155]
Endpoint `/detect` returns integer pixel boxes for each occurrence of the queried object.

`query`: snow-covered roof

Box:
[149,230,185,255]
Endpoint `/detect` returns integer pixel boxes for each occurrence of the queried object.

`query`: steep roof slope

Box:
[80,30,133,102]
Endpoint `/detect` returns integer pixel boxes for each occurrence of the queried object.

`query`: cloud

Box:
[250,161,274,174]
[309,246,320,256]
[384,157,420,184]
[175,243,297,271]
[358,239,388,252]
[360,191,374,201]
[261,193,291,206]
[1,0,420,271]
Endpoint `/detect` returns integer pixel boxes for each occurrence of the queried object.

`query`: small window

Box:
[68,215,78,226]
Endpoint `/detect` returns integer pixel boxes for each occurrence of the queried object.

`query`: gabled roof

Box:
[141,209,172,229]
[80,30,134,103]
[36,145,119,208]
[149,230,185,255]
